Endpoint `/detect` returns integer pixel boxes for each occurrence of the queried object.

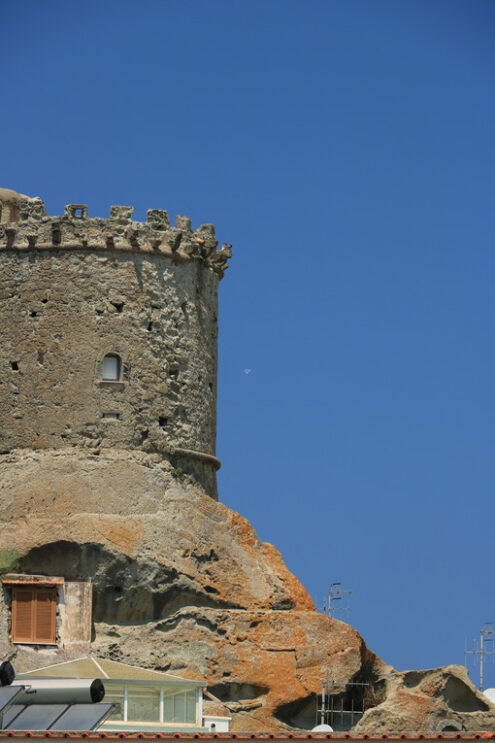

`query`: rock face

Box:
[0,449,312,622]
[0,447,377,731]
[354,665,495,734]
[1,448,494,734]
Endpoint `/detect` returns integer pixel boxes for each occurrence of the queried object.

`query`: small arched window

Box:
[101,354,121,381]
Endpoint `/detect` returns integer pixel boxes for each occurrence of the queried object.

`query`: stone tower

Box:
[0,188,231,500]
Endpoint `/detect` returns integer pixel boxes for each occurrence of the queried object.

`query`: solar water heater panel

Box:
[0,686,24,713]
[2,704,24,729]
[50,703,115,731]
[5,703,68,730]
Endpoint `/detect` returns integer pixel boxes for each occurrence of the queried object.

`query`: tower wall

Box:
[0,193,231,499]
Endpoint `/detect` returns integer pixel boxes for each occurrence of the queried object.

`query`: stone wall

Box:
[0,192,231,499]
[59,580,92,653]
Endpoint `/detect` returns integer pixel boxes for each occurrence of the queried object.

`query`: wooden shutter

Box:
[35,589,56,643]
[12,588,35,642]
[11,587,56,644]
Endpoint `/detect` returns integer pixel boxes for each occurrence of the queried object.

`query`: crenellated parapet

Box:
[0,193,231,277]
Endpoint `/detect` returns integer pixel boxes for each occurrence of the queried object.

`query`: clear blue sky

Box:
[2,0,495,687]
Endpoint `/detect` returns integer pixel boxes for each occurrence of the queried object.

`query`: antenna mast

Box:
[328,582,353,619]
[465,622,495,692]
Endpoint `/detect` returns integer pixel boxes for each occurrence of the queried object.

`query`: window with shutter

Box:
[11,587,56,644]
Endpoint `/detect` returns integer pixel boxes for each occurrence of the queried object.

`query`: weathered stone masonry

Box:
[0,188,231,500]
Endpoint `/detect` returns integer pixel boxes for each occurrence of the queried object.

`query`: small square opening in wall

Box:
[101,411,121,421]
[65,204,88,220]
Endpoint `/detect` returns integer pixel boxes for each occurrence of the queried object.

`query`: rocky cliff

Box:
[0,447,494,733]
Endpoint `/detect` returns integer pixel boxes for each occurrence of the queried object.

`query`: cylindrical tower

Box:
[0,188,231,499]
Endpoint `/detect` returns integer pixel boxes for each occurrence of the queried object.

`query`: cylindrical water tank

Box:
[12,678,105,704]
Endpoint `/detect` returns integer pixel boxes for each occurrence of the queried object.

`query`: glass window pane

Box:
[127,686,161,722]
[104,685,124,721]
[174,692,185,723]
[102,356,119,380]
[186,689,196,723]
[164,694,174,722]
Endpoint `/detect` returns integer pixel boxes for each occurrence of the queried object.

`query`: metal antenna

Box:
[465,622,495,692]
[328,582,353,619]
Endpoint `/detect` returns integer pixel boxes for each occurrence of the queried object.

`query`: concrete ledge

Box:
[172,447,221,471]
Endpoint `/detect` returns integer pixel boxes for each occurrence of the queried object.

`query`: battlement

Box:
[0,191,231,277]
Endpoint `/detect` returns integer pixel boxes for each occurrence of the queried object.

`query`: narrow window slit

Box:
[101,411,121,421]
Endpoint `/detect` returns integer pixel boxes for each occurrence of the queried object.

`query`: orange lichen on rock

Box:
[1,451,495,733]
[86,515,146,557]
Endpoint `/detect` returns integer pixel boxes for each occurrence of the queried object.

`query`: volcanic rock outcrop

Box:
[1,449,494,733]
